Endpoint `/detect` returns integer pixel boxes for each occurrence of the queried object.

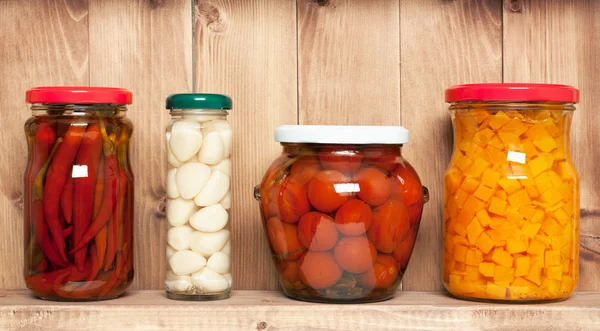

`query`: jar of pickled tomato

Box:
[164,94,232,300]
[443,84,579,302]
[255,125,428,303]
[24,87,134,301]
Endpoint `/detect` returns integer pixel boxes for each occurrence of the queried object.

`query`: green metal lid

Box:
[166,93,232,110]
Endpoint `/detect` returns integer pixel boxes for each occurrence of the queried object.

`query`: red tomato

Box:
[367,200,410,253]
[390,161,424,207]
[277,177,311,223]
[297,212,339,251]
[307,170,349,212]
[290,156,321,185]
[266,217,306,260]
[363,147,400,172]
[334,199,372,236]
[259,155,289,219]
[355,167,392,206]
[358,254,399,289]
[333,236,377,274]
[319,147,362,174]
[299,252,342,289]
[392,226,418,269]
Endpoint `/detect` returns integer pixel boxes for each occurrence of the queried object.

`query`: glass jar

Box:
[255,126,428,303]
[164,94,232,301]
[443,84,580,302]
[24,86,134,301]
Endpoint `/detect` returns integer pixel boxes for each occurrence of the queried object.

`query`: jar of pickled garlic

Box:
[164,94,232,301]
[255,126,428,303]
[24,87,134,301]
[443,84,579,302]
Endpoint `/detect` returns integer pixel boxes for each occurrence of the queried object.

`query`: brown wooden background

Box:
[0,0,598,292]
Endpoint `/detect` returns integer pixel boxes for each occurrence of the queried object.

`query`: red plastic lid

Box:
[445,83,579,103]
[26,86,133,104]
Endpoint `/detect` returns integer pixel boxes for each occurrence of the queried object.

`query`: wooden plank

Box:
[193,0,298,290]
[503,0,600,291]
[1,290,600,330]
[297,0,400,125]
[400,0,503,291]
[88,0,193,289]
[0,0,88,289]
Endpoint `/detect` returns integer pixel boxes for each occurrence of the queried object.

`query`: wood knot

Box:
[196,0,227,33]
[506,0,524,13]
[149,0,166,9]
[308,0,330,6]
[256,321,268,330]
[153,196,167,221]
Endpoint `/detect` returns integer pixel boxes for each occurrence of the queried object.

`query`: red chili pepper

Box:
[105,170,127,270]
[70,120,118,253]
[32,139,67,267]
[26,266,71,297]
[62,226,73,237]
[24,123,56,247]
[43,124,87,262]
[61,173,73,224]
[88,242,102,282]
[73,124,103,271]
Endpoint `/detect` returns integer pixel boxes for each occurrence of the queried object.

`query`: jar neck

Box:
[449,102,576,112]
[281,143,404,155]
[30,103,127,117]
[169,108,229,119]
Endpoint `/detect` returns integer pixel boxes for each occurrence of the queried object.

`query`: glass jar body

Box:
[164,109,232,301]
[257,143,426,303]
[443,102,579,302]
[23,104,134,301]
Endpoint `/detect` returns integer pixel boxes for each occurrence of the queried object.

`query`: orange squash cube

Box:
[456,155,473,172]
[453,189,470,208]
[498,132,521,148]
[465,249,483,266]
[495,190,508,200]
[465,157,491,178]
[561,275,574,294]
[540,187,564,206]
[520,222,541,239]
[454,222,467,237]
[488,197,507,216]
[479,262,495,277]
[545,250,561,267]
[529,156,550,177]
[525,263,542,285]
[466,217,485,245]
[555,161,575,180]
[498,177,522,195]
[476,209,492,227]
[527,239,546,255]
[465,265,482,281]
[491,249,513,267]
[475,232,495,254]
[460,177,480,193]
[501,119,529,136]
[531,210,545,223]
[473,185,494,202]
[507,189,531,209]
[521,139,538,158]
[494,265,515,284]
[445,167,463,194]
[487,135,505,150]
[481,169,500,188]
[514,256,531,277]
[547,265,563,281]
[541,218,563,236]
[489,111,510,129]
[534,135,558,152]
[506,239,528,254]
[473,128,495,146]
[454,245,469,263]
[485,283,507,299]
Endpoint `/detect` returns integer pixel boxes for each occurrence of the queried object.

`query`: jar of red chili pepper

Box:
[24,86,134,301]
[254,126,429,303]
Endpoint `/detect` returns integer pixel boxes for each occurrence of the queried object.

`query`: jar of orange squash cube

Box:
[443,84,579,302]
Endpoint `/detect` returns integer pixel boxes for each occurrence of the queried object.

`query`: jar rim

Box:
[445,83,579,104]
[275,125,409,145]
[26,86,132,105]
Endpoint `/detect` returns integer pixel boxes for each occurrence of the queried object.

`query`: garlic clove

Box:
[191,268,229,293]
[167,198,197,227]
[176,162,211,199]
[197,132,224,165]
[167,225,194,251]
[190,204,228,232]
[210,158,231,176]
[219,191,231,210]
[194,170,230,207]
[190,229,230,257]
[206,252,231,275]
[169,250,206,276]
[166,168,180,199]
[169,120,203,162]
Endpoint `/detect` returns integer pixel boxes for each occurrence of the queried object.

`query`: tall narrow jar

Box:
[165,94,232,300]
[443,84,579,302]
[24,86,135,301]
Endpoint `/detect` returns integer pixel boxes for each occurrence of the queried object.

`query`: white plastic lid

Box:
[274,125,409,144]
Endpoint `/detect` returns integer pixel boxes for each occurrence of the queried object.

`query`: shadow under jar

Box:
[255,125,428,303]
[24,87,134,301]
[443,84,580,302]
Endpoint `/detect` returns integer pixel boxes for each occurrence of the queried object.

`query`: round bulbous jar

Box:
[255,125,428,303]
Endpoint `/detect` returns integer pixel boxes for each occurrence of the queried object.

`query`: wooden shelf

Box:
[1,290,600,330]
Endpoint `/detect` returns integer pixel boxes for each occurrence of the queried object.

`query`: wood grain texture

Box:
[297,0,400,125]
[503,0,600,291]
[1,290,600,330]
[88,0,193,289]
[400,0,503,291]
[193,0,297,290]
[0,0,88,289]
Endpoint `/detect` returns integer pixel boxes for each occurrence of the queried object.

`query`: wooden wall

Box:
[0,0,598,292]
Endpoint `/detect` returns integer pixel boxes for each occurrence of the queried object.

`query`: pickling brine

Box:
[443,84,579,302]
[164,94,232,301]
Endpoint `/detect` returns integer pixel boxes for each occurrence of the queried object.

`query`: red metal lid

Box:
[26,86,133,104]
[445,83,579,103]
